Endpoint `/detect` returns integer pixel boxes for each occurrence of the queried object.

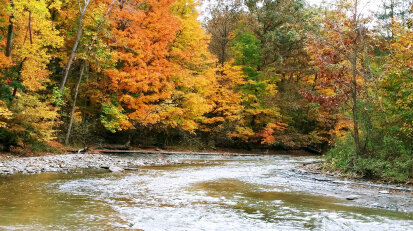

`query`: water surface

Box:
[0,154,412,230]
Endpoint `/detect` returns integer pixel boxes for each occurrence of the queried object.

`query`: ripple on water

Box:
[0,155,411,230]
[54,156,413,231]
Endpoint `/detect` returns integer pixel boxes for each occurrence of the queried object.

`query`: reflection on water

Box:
[194,179,413,224]
[0,154,412,230]
[0,170,125,230]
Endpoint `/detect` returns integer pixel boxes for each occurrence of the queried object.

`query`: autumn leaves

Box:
[0,0,411,170]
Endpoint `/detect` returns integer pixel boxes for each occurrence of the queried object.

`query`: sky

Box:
[306,0,382,14]
[197,0,383,21]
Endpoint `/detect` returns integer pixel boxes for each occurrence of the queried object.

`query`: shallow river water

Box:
[0,154,412,230]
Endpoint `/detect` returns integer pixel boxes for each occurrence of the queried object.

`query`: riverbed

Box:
[0,154,412,230]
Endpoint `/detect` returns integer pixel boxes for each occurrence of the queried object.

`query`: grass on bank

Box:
[325,134,412,183]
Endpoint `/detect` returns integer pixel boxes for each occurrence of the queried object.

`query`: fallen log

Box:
[93,149,261,156]
[99,145,131,150]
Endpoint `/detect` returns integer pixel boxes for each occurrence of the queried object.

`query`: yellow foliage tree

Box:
[9,94,60,143]
[201,61,245,132]
[7,0,63,91]
[0,100,12,128]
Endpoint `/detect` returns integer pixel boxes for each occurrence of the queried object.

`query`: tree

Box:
[158,0,216,132]
[200,61,245,135]
[1,0,63,93]
[0,0,63,149]
[8,94,60,143]
[378,21,413,144]
[107,0,180,128]
[375,0,413,39]
[204,0,243,65]
[0,100,12,129]
[65,0,117,144]
[230,31,286,145]
[246,0,313,79]
[305,0,372,156]
[59,0,94,92]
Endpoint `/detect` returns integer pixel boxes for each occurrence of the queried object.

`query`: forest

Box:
[0,0,411,182]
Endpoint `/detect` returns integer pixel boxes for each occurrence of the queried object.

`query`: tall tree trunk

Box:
[351,0,361,156]
[6,0,14,58]
[351,48,360,156]
[28,11,33,44]
[11,12,33,99]
[65,62,86,145]
[6,16,13,57]
[59,12,85,92]
[11,60,25,97]
[390,0,395,39]
[64,0,116,144]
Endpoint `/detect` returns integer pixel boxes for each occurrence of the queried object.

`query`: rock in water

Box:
[109,166,124,173]
[346,195,359,200]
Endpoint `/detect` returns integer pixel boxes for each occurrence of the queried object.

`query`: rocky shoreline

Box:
[0,153,188,175]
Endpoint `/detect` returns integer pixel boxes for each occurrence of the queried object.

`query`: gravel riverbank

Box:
[0,153,188,175]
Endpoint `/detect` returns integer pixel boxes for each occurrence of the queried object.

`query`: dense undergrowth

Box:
[326,135,412,182]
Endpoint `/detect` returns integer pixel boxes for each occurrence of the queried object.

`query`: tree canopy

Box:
[0,0,411,181]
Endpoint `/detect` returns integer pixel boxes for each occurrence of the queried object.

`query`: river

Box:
[0,154,412,230]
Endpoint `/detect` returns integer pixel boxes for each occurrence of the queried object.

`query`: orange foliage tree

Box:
[106,0,180,129]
